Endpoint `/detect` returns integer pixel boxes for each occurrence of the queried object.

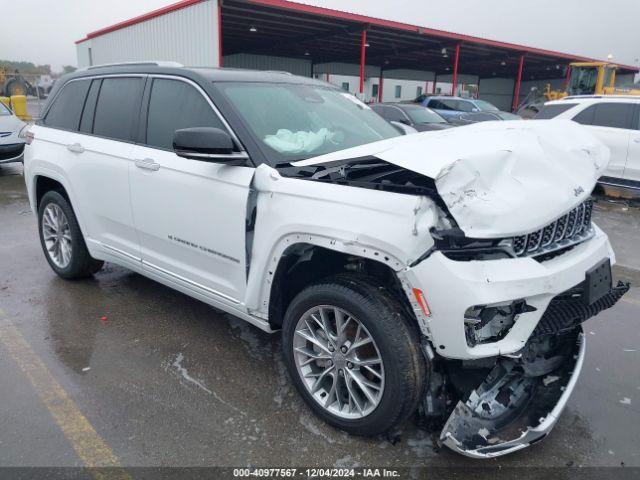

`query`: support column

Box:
[359,29,367,95]
[378,72,384,102]
[512,54,525,112]
[451,43,461,95]
[432,75,437,93]
[564,64,572,89]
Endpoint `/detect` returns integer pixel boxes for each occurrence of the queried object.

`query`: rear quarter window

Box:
[43,80,91,131]
[573,103,635,129]
[534,103,578,119]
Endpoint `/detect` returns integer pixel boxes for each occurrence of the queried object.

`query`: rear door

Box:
[572,102,635,179]
[64,76,145,265]
[129,76,254,307]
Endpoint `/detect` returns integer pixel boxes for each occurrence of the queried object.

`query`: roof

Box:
[60,64,330,85]
[546,95,640,104]
[76,0,639,78]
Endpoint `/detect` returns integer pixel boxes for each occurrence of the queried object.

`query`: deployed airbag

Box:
[264,128,334,154]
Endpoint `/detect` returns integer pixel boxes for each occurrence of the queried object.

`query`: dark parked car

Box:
[446,110,522,126]
[371,103,453,132]
[416,95,521,122]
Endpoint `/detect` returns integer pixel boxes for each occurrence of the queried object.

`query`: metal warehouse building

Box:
[76,0,638,111]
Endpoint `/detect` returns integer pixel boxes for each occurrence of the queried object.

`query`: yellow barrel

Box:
[0,96,10,110]
[9,95,31,121]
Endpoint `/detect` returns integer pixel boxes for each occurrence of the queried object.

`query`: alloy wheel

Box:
[41,203,72,269]
[293,305,385,419]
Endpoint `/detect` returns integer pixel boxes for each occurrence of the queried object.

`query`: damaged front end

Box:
[429,280,629,458]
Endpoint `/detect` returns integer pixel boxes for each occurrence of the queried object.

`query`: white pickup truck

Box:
[22,63,628,458]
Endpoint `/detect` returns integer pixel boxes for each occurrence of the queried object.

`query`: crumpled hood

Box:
[293,120,609,237]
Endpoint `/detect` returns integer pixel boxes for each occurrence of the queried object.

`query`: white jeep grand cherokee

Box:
[22,63,628,458]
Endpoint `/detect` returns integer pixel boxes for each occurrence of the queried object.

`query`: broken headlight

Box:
[464,300,536,347]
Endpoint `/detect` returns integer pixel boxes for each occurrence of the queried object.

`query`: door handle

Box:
[67,143,85,153]
[634,138,640,143]
[134,158,160,171]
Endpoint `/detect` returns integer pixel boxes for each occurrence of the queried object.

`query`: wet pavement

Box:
[0,162,639,472]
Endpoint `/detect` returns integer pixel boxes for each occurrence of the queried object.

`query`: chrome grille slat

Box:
[564,208,577,239]
[509,199,594,260]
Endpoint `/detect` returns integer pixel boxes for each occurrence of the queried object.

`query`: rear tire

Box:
[282,274,426,436]
[38,191,103,279]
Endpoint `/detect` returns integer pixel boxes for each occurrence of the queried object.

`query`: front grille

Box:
[511,199,594,258]
[532,280,629,337]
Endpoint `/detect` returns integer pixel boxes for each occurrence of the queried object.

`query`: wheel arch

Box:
[32,173,91,246]
[262,238,416,333]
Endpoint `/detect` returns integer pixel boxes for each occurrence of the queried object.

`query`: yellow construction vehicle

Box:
[548,61,640,99]
[0,66,34,97]
[518,61,640,117]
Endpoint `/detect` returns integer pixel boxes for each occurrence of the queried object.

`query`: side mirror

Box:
[472,108,480,112]
[173,127,248,164]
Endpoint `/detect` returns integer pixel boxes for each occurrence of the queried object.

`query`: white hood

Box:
[293,120,609,237]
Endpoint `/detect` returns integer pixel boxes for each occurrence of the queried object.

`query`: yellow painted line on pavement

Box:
[0,310,130,480]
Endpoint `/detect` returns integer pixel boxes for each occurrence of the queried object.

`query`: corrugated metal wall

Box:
[477,77,514,111]
[382,69,434,82]
[77,0,218,68]
[222,54,312,77]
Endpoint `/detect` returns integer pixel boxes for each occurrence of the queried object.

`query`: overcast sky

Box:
[3,0,640,72]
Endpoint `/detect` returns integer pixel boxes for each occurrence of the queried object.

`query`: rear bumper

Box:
[0,143,25,164]
[440,329,586,458]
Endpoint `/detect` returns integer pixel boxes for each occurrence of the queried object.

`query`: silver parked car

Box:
[0,102,26,164]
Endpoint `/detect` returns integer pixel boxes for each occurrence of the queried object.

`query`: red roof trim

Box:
[74,0,639,72]
[75,0,204,44]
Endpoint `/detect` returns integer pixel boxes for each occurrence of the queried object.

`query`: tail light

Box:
[19,124,34,145]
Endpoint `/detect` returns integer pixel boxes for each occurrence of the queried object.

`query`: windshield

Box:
[404,106,447,124]
[568,67,598,95]
[0,102,11,116]
[473,100,500,112]
[217,82,399,164]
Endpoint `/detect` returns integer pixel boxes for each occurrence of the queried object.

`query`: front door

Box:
[129,77,254,306]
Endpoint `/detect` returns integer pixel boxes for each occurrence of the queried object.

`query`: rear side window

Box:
[535,103,578,119]
[457,101,475,112]
[378,106,407,123]
[573,103,635,129]
[93,77,143,142]
[145,78,226,150]
[43,80,91,131]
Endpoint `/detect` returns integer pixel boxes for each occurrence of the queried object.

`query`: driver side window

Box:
[145,78,227,151]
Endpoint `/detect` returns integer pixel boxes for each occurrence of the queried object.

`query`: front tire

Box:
[38,191,103,279]
[282,275,426,436]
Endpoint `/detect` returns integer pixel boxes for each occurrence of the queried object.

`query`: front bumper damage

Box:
[440,329,586,458]
[436,281,629,458]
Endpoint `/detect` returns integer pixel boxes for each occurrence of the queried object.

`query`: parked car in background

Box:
[371,103,452,132]
[447,110,522,126]
[417,95,516,121]
[0,101,26,164]
[23,64,627,458]
[536,96,640,190]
